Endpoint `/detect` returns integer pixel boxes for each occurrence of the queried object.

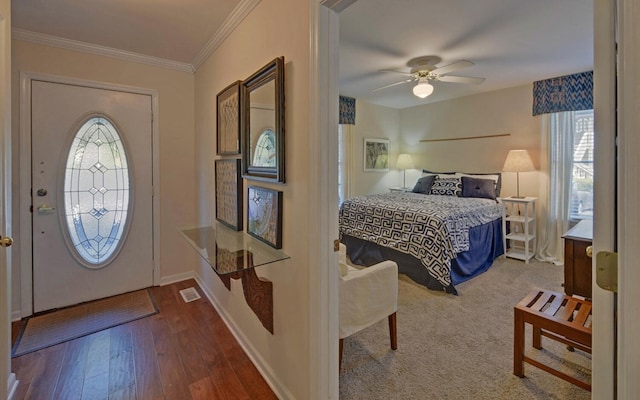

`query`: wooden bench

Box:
[513,288,592,391]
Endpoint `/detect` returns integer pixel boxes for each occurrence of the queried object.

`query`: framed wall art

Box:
[363,138,390,171]
[247,186,283,249]
[216,81,242,155]
[215,159,243,230]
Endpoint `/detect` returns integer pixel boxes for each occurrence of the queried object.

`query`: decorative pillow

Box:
[429,177,462,196]
[461,176,497,200]
[412,175,437,194]
[459,172,502,197]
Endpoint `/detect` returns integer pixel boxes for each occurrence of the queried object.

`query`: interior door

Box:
[31,80,153,313]
[592,0,616,397]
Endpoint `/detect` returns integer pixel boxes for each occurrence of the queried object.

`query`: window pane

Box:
[63,116,130,267]
[570,110,594,219]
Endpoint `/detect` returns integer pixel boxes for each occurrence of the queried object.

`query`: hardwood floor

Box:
[11,279,277,400]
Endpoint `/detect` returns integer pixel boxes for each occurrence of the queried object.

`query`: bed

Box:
[339,173,505,294]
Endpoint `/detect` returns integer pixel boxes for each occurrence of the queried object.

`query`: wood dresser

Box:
[562,219,593,299]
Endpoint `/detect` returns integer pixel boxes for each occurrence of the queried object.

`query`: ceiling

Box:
[339,0,594,109]
[11,0,243,65]
[12,0,593,109]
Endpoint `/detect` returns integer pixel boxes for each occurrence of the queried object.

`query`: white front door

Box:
[31,80,153,313]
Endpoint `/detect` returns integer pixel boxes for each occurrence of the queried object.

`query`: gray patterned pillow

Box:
[429,177,462,196]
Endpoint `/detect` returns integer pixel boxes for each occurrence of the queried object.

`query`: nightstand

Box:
[389,187,413,192]
[501,197,537,263]
[562,219,593,299]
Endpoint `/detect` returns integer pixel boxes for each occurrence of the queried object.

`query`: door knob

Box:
[37,204,56,214]
[0,235,13,248]
[586,245,593,258]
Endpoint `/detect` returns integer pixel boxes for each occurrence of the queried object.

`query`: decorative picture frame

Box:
[215,159,243,231]
[247,186,283,249]
[216,81,242,155]
[363,138,390,171]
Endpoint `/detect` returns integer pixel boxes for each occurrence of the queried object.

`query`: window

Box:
[63,116,131,267]
[570,110,594,220]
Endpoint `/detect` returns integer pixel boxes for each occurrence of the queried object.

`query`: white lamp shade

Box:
[502,149,535,172]
[412,81,434,98]
[396,154,414,170]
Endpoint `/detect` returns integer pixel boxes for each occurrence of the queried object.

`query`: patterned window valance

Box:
[339,96,356,125]
[532,71,593,116]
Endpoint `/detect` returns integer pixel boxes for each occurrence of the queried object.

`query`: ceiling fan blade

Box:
[379,69,414,77]
[431,60,474,76]
[438,75,485,85]
[371,79,414,92]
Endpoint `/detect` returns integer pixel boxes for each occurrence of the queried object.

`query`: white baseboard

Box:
[193,272,294,400]
[159,271,195,286]
[11,310,22,322]
[7,373,18,400]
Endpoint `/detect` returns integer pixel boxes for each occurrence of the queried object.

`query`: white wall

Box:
[350,101,401,195]
[10,40,197,315]
[399,84,541,198]
[192,0,312,398]
[350,85,541,198]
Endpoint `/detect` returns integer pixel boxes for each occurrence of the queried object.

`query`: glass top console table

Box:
[180,222,289,334]
[180,222,290,275]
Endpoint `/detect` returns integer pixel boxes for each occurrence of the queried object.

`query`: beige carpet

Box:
[12,289,157,357]
[339,257,592,399]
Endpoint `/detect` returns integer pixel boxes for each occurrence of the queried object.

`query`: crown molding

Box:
[191,0,261,70]
[12,28,196,73]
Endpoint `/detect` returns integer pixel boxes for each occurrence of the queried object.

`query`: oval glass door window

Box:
[252,129,276,167]
[63,116,131,268]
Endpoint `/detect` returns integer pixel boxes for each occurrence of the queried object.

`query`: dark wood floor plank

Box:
[84,330,111,379]
[226,345,278,400]
[130,318,164,400]
[11,280,276,400]
[52,335,91,400]
[108,384,136,400]
[189,376,221,400]
[109,325,135,394]
[26,344,67,399]
[81,371,109,400]
[148,314,192,400]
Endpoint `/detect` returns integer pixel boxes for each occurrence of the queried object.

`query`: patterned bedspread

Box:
[339,192,504,289]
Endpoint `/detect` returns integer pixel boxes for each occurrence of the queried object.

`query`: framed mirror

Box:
[241,57,285,183]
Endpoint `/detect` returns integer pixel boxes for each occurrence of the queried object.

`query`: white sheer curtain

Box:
[338,124,354,205]
[536,111,576,264]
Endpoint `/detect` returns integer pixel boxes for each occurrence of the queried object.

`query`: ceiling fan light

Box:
[412,81,434,98]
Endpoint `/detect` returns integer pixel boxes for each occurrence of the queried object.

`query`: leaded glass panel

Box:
[63,116,130,267]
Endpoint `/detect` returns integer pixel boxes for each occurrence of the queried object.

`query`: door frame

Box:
[18,72,160,318]
[615,0,640,397]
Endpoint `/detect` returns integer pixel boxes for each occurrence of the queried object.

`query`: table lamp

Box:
[396,154,414,189]
[502,149,535,198]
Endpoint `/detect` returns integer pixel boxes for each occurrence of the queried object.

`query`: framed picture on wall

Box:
[247,186,283,249]
[363,138,390,171]
[215,159,243,231]
[216,81,242,155]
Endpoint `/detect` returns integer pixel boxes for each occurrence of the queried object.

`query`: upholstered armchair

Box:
[338,243,398,368]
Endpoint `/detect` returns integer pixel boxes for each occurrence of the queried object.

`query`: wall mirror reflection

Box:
[241,57,285,183]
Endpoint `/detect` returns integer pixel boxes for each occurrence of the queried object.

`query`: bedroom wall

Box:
[351,101,402,195]
[10,40,198,315]
[192,0,311,397]
[399,84,541,198]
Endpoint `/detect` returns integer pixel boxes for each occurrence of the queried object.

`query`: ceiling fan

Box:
[373,55,485,98]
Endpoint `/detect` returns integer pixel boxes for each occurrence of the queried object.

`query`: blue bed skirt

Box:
[343,218,504,294]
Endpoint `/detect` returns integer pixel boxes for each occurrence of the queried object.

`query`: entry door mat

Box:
[12,288,158,357]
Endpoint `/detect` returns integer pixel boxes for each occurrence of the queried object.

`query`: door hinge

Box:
[596,251,618,293]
